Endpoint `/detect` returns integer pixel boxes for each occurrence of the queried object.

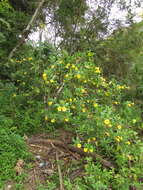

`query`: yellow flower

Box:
[59,60,64,64]
[42,73,47,80]
[89,149,94,153]
[87,139,91,143]
[51,65,55,69]
[115,136,122,142]
[105,92,109,96]
[105,132,110,136]
[65,74,69,78]
[126,141,131,145]
[51,119,56,123]
[45,81,49,84]
[57,106,62,111]
[121,86,125,89]
[117,85,121,89]
[127,102,134,107]
[127,155,132,160]
[117,125,122,129]
[93,103,98,108]
[87,52,94,57]
[50,79,54,83]
[100,77,106,82]
[62,106,67,112]
[132,119,137,124]
[28,57,33,61]
[71,64,76,69]
[81,89,86,93]
[95,67,101,73]
[92,137,96,141]
[69,98,72,102]
[76,74,81,79]
[13,93,16,97]
[104,119,110,125]
[65,63,70,68]
[84,148,88,152]
[45,116,48,121]
[113,101,119,105]
[64,118,69,122]
[77,144,81,148]
[117,85,126,90]
[48,101,53,106]
[82,108,86,112]
[71,105,76,109]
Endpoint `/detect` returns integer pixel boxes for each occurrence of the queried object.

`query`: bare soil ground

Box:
[4,129,84,190]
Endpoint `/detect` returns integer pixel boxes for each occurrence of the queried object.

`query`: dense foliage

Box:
[0,0,143,189]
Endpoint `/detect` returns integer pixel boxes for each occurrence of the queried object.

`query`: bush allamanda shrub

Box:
[41,51,143,189]
[2,50,143,189]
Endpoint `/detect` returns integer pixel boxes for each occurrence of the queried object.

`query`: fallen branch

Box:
[8,0,45,60]
[28,138,115,169]
[29,143,50,151]
[56,151,64,190]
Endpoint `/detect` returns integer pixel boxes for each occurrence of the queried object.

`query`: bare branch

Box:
[8,0,45,60]
[56,151,64,190]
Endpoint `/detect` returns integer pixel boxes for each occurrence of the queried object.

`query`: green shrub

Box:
[41,51,143,189]
[1,50,143,189]
[0,128,30,188]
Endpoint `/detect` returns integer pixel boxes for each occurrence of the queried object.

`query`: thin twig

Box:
[54,82,65,100]
[29,144,49,151]
[56,151,64,190]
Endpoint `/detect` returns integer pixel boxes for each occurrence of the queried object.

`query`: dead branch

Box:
[28,138,115,169]
[8,0,45,60]
[56,152,64,190]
